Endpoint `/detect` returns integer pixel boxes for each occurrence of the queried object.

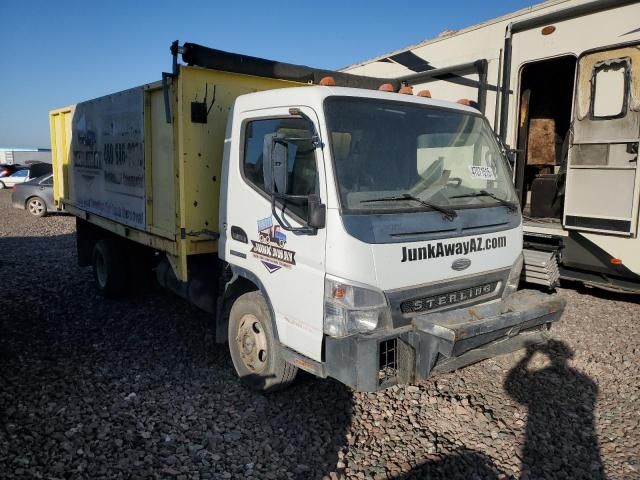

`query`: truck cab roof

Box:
[233,85,480,115]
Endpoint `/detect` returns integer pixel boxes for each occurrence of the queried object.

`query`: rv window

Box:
[591,59,629,120]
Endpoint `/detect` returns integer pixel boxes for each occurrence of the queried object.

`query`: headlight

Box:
[324,276,390,337]
[503,253,524,298]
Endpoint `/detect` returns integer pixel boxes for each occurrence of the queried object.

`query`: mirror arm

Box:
[288,108,324,149]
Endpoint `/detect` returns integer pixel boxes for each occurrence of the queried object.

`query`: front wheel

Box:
[27,197,47,217]
[228,291,297,391]
[0,181,5,189]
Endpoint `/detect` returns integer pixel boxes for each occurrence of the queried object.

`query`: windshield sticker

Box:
[251,216,296,273]
[468,165,496,180]
[401,235,507,263]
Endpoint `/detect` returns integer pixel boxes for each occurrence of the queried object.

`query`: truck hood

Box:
[371,227,522,291]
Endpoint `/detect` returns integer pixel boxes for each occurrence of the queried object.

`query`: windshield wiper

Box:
[361,193,457,220]
[450,190,519,212]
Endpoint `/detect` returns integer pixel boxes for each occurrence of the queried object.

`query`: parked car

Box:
[0,164,24,178]
[0,168,30,189]
[11,174,55,217]
[0,163,52,189]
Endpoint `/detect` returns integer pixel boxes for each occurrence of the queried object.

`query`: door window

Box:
[243,118,318,219]
[591,58,629,119]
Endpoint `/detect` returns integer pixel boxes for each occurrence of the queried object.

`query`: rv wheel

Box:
[228,291,297,391]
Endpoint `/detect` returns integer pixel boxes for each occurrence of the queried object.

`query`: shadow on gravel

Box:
[389,449,503,479]
[504,340,604,479]
[393,339,603,480]
[0,226,606,479]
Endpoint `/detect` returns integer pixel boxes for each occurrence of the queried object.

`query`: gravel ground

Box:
[0,189,639,480]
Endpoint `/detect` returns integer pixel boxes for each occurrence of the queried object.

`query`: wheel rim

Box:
[95,252,108,288]
[235,314,268,373]
[28,199,44,215]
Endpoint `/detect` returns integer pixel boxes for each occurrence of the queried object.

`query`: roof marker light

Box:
[319,76,336,86]
[417,89,432,98]
[378,83,394,92]
[398,86,413,95]
[541,25,556,35]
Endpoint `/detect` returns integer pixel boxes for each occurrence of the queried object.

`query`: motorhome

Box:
[343,0,640,293]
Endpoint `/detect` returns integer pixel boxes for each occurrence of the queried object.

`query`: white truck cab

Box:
[220,86,564,391]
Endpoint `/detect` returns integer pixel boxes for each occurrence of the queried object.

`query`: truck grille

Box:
[385,268,509,326]
[400,281,498,314]
[378,339,398,386]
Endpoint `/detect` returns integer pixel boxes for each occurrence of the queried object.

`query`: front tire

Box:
[92,239,128,297]
[0,181,5,189]
[26,196,47,217]
[228,291,297,391]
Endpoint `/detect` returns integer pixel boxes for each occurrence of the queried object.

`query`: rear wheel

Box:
[26,197,47,217]
[228,291,297,391]
[0,181,5,189]
[92,239,128,297]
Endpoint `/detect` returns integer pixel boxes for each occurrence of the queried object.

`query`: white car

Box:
[0,164,52,189]
[0,169,30,189]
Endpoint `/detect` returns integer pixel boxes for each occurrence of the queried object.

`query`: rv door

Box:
[563,44,640,236]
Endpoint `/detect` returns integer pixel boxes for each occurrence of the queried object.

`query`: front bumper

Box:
[324,290,565,392]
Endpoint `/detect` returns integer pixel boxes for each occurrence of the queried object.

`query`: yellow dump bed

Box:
[50,66,300,280]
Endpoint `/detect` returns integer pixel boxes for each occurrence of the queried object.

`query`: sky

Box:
[0,0,536,148]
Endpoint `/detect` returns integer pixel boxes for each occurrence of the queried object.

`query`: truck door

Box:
[563,43,640,236]
[226,106,327,361]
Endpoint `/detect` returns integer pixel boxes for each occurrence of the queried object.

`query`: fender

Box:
[220,264,281,342]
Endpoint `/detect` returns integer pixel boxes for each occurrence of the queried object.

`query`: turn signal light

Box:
[333,285,346,299]
[611,258,623,266]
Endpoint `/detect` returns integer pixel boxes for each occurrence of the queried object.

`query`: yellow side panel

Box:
[148,88,176,236]
[176,67,302,256]
[49,106,74,207]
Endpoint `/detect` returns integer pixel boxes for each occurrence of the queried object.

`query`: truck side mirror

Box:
[307,194,326,229]
[263,133,291,195]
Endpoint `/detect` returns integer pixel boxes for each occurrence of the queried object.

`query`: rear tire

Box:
[92,239,128,297]
[0,181,5,189]
[228,291,297,391]
[26,196,47,217]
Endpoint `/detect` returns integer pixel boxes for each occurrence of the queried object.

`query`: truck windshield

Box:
[324,96,518,213]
